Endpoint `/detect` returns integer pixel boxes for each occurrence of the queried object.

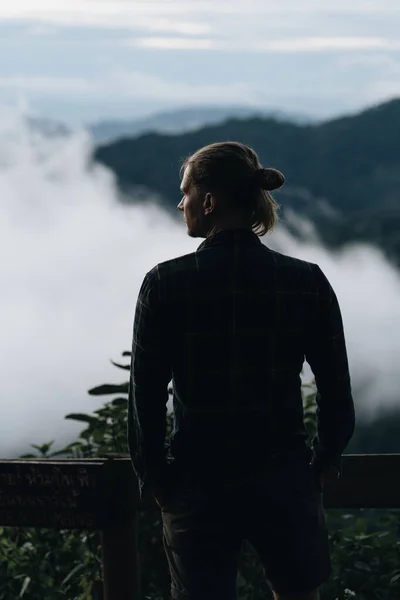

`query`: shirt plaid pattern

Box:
[128,228,355,500]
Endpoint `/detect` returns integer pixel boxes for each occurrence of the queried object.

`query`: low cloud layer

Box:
[1,108,399,458]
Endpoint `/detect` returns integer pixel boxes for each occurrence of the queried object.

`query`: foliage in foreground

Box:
[1,353,400,599]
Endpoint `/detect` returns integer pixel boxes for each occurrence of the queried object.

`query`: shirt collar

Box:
[196,228,264,251]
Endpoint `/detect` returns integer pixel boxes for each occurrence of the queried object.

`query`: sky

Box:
[1,0,400,123]
[1,108,400,457]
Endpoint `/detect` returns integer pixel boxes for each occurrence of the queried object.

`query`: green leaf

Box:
[50,442,80,456]
[87,383,129,396]
[65,413,98,424]
[355,561,371,572]
[94,408,113,420]
[18,576,31,598]
[60,563,86,588]
[49,448,74,457]
[110,359,130,370]
[111,397,127,407]
[31,441,55,454]
[92,427,107,444]
[354,518,367,534]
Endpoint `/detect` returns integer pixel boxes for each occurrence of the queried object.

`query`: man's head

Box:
[177,141,284,238]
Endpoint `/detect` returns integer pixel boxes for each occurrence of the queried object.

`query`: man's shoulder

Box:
[146,247,320,286]
[267,247,318,273]
[147,251,199,282]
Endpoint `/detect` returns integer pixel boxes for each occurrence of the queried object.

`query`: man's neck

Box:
[206,224,252,238]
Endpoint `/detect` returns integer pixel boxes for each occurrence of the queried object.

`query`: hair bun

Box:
[254,167,285,191]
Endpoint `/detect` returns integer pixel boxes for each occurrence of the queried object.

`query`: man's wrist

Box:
[143,462,170,495]
[311,454,342,479]
[322,463,341,479]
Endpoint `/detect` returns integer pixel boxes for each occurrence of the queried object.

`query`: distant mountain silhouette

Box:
[94,98,400,263]
[88,105,311,144]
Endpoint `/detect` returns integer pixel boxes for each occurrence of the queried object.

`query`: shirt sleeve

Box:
[305,264,356,474]
[127,267,172,501]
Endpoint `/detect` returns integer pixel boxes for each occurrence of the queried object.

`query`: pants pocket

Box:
[310,463,323,493]
[160,467,194,513]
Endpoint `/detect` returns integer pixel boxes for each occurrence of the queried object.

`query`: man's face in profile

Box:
[178,165,209,238]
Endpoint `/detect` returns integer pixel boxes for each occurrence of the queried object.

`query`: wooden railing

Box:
[1,454,400,599]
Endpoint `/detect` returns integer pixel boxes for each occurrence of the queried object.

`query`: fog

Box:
[1,108,399,457]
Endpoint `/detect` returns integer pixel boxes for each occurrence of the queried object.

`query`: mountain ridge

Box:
[88,105,312,144]
[94,98,400,263]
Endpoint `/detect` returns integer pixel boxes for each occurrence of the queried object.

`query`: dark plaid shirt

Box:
[128,228,355,500]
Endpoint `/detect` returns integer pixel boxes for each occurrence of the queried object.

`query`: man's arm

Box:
[305,265,356,477]
[127,267,171,502]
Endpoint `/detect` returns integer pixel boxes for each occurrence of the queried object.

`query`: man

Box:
[128,141,355,600]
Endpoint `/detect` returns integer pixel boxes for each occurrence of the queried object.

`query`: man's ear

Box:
[204,192,214,215]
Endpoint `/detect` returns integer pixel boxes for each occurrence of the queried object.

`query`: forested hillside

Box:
[94,98,400,263]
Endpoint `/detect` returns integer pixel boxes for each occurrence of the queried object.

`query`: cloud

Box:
[133,35,400,53]
[134,37,216,51]
[259,37,400,52]
[0,75,93,94]
[2,1,400,63]
[0,107,200,456]
[141,19,210,36]
[333,53,400,106]
[0,70,258,104]
[2,1,400,30]
[105,69,257,103]
[1,63,398,118]
[367,79,400,102]
[336,54,400,69]
[25,24,58,37]
[0,2,212,32]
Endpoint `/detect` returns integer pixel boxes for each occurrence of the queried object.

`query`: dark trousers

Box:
[160,457,331,599]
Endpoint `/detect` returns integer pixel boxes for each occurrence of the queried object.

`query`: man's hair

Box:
[180,141,284,236]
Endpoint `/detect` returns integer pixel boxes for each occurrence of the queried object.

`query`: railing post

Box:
[102,512,140,600]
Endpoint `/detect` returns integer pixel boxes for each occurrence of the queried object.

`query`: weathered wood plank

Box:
[0,459,107,529]
[1,454,400,530]
[324,454,400,508]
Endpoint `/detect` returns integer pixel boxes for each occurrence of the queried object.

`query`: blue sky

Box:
[1,1,400,124]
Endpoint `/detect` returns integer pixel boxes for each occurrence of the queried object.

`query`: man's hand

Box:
[311,460,341,491]
[153,485,167,509]
[148,479,172,510]
[320,464,341,485]
[146,461,180,510]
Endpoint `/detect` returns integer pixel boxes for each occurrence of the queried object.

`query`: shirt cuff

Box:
[138,463,170,502]
[310,449,342,478]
